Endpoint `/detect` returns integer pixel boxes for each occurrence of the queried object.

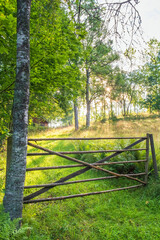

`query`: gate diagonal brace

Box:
[24,138,146,201]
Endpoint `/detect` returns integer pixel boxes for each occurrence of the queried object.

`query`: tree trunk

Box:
[94,100,98,121]
[3,0,31,220]
[117,102,119,116]
[127,105,129,115]
[130,104,132,114]
[127,96,132,115]
[103,97,106,119]
[110,99,113,118]
[149,106,152,114]
[115,102,118,116]
[86,68,90,127]
[123,99,126,116]
[74,99,79,130]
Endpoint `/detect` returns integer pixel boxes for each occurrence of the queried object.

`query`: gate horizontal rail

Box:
[28,137,147,141]
[24,173,146,189]
[27,148,146,156]
[23,184,144,204]
[26,160,146,171]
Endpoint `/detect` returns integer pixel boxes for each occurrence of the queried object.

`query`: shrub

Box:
[0,206,31,240]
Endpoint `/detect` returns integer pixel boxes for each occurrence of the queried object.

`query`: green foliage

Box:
[0,206,31,240]
[0,0,84,138]
[73,139,147,174]
[140,39,160,113]
[109,113,118,121]
[90,41,119,77]
[0,128,10,151]
[28,125,49,134]
[110,140,145,174]
[0,0,16,141]
[29,0,83,120]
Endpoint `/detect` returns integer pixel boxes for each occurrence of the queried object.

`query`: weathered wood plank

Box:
[23,184,144,203]
[28,137,147,141]
[27,148,146,156]
[149,134,159,179]
[145,134,150,183]
[26,160,147,171]
[24,173,146,189]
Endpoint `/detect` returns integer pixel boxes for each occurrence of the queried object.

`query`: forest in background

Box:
[1,0,160,147]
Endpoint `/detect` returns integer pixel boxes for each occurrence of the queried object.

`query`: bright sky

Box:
[137,0,160,41]
[98,0,160,69]
[98,0,160,46]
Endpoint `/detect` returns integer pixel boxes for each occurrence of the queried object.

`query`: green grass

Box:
[0,119,160,240]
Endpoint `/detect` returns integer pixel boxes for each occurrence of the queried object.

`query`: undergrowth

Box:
[0,119,160,239]
[0,206,31,240]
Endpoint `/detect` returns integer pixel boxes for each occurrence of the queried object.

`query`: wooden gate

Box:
[23,134,158,204]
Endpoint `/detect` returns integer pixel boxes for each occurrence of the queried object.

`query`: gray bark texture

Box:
[3,0,31,220]
[86,69,90,128]
[74,99,79,130]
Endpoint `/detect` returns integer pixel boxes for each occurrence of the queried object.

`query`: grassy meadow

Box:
[0,117,160,240]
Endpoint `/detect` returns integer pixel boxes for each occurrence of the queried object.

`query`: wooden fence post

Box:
[149,134,159,179]
[145,133,150,183]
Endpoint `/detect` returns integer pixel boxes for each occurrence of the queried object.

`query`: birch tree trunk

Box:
[3,0,31,220]
[74,99,79,130]
[86,68,90,128]
[103,97,106,119]
[123,99,126,116]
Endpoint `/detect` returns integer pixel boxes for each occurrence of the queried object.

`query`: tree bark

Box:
[123,98,126,116]
[86,68,90,127]
[127,96,132,115]
[74,99,79,130]
[94,100,98,121]
[3,0,31,220]
[103,97,106,119]
[110,99,113,118]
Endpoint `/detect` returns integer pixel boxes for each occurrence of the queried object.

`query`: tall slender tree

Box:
[3,0,31,220]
